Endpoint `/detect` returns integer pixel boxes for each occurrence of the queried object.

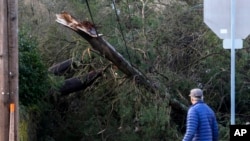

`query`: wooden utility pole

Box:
[0,0,19,141]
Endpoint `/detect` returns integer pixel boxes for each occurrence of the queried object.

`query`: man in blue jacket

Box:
[182,88,219,141]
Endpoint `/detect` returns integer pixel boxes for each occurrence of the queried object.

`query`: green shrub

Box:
[19,28,50,106]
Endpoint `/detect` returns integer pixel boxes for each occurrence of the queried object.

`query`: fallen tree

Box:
[55,11,156,93]
[59,70,103,96]
[48,58,73,75]
[49,59,103,96]
[54,11,187,111]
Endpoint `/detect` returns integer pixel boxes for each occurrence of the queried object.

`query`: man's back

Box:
[183,101,219,141]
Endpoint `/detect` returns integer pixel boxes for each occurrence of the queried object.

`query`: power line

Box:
[85,0,99,36]
[111,0,132,64]
[125,0,136,63]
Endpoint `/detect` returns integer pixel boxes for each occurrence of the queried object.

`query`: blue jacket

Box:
[182,101,219,141]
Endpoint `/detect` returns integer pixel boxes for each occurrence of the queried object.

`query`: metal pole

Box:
[230,0,236,125]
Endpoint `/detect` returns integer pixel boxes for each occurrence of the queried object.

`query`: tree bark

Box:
[59,70,102,96]
[48,59,73,75]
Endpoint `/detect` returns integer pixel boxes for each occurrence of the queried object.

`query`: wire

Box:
[85,0,99,36]
[111,0,132,64]
[125,0,136,63]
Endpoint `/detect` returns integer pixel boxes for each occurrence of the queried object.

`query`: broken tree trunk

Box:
[55,12,156,92]
[54,12,188,112]
[48,58,73,75]
[59,70,102,96]
[48,59,103,95]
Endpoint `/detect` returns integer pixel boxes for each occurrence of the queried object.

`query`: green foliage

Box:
[19,28,50,106]
[19,28,55,141]
[18,0,250,140]
[19,105,29,141]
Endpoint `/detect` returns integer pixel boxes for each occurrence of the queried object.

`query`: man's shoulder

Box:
[191,102,210,111]
[191,101,205,107]
[191,102,216,115]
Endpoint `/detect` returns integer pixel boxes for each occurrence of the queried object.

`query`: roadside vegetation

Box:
[18,0,250,140]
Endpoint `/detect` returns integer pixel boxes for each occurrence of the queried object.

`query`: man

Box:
[182,88,219,141]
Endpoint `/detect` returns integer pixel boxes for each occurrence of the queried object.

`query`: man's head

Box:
[189,88,203,104]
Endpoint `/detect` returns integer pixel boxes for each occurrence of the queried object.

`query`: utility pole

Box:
[0,0,19,141]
